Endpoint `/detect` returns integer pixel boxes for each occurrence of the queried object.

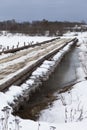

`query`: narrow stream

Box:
[15,46,80,120]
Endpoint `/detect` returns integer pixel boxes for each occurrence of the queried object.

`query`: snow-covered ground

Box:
[0,31,87,129]
[0,31,54,51]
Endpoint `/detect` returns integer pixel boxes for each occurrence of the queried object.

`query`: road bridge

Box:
[0,38,77,91]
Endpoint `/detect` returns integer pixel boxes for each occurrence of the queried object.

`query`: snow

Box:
[26,79,35,86]
[0,32,87,129]
[39,80,87,123]
[43,60,55,66]
[0,32,54,51]
[76,67,86,81]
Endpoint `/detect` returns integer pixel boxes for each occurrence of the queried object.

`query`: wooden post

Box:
[7,46,9,50]
[24,42,26,46]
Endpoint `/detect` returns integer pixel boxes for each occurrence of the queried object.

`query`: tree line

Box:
[0,19,85,36]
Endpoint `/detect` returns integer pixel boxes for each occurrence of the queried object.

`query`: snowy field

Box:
[0,31,54,51]
[0,32,87,129]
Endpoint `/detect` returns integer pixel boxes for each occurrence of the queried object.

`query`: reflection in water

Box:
[15,47,80,120]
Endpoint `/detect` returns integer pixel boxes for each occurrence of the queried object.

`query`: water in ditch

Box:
[15,46,80,120]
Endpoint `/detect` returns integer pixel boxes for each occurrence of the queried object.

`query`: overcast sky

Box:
[0,0,87,22]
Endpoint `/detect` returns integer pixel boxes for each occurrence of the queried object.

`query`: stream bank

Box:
[14,46,80,120]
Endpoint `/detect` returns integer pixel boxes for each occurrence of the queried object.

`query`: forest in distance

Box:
[0,19,86,36]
